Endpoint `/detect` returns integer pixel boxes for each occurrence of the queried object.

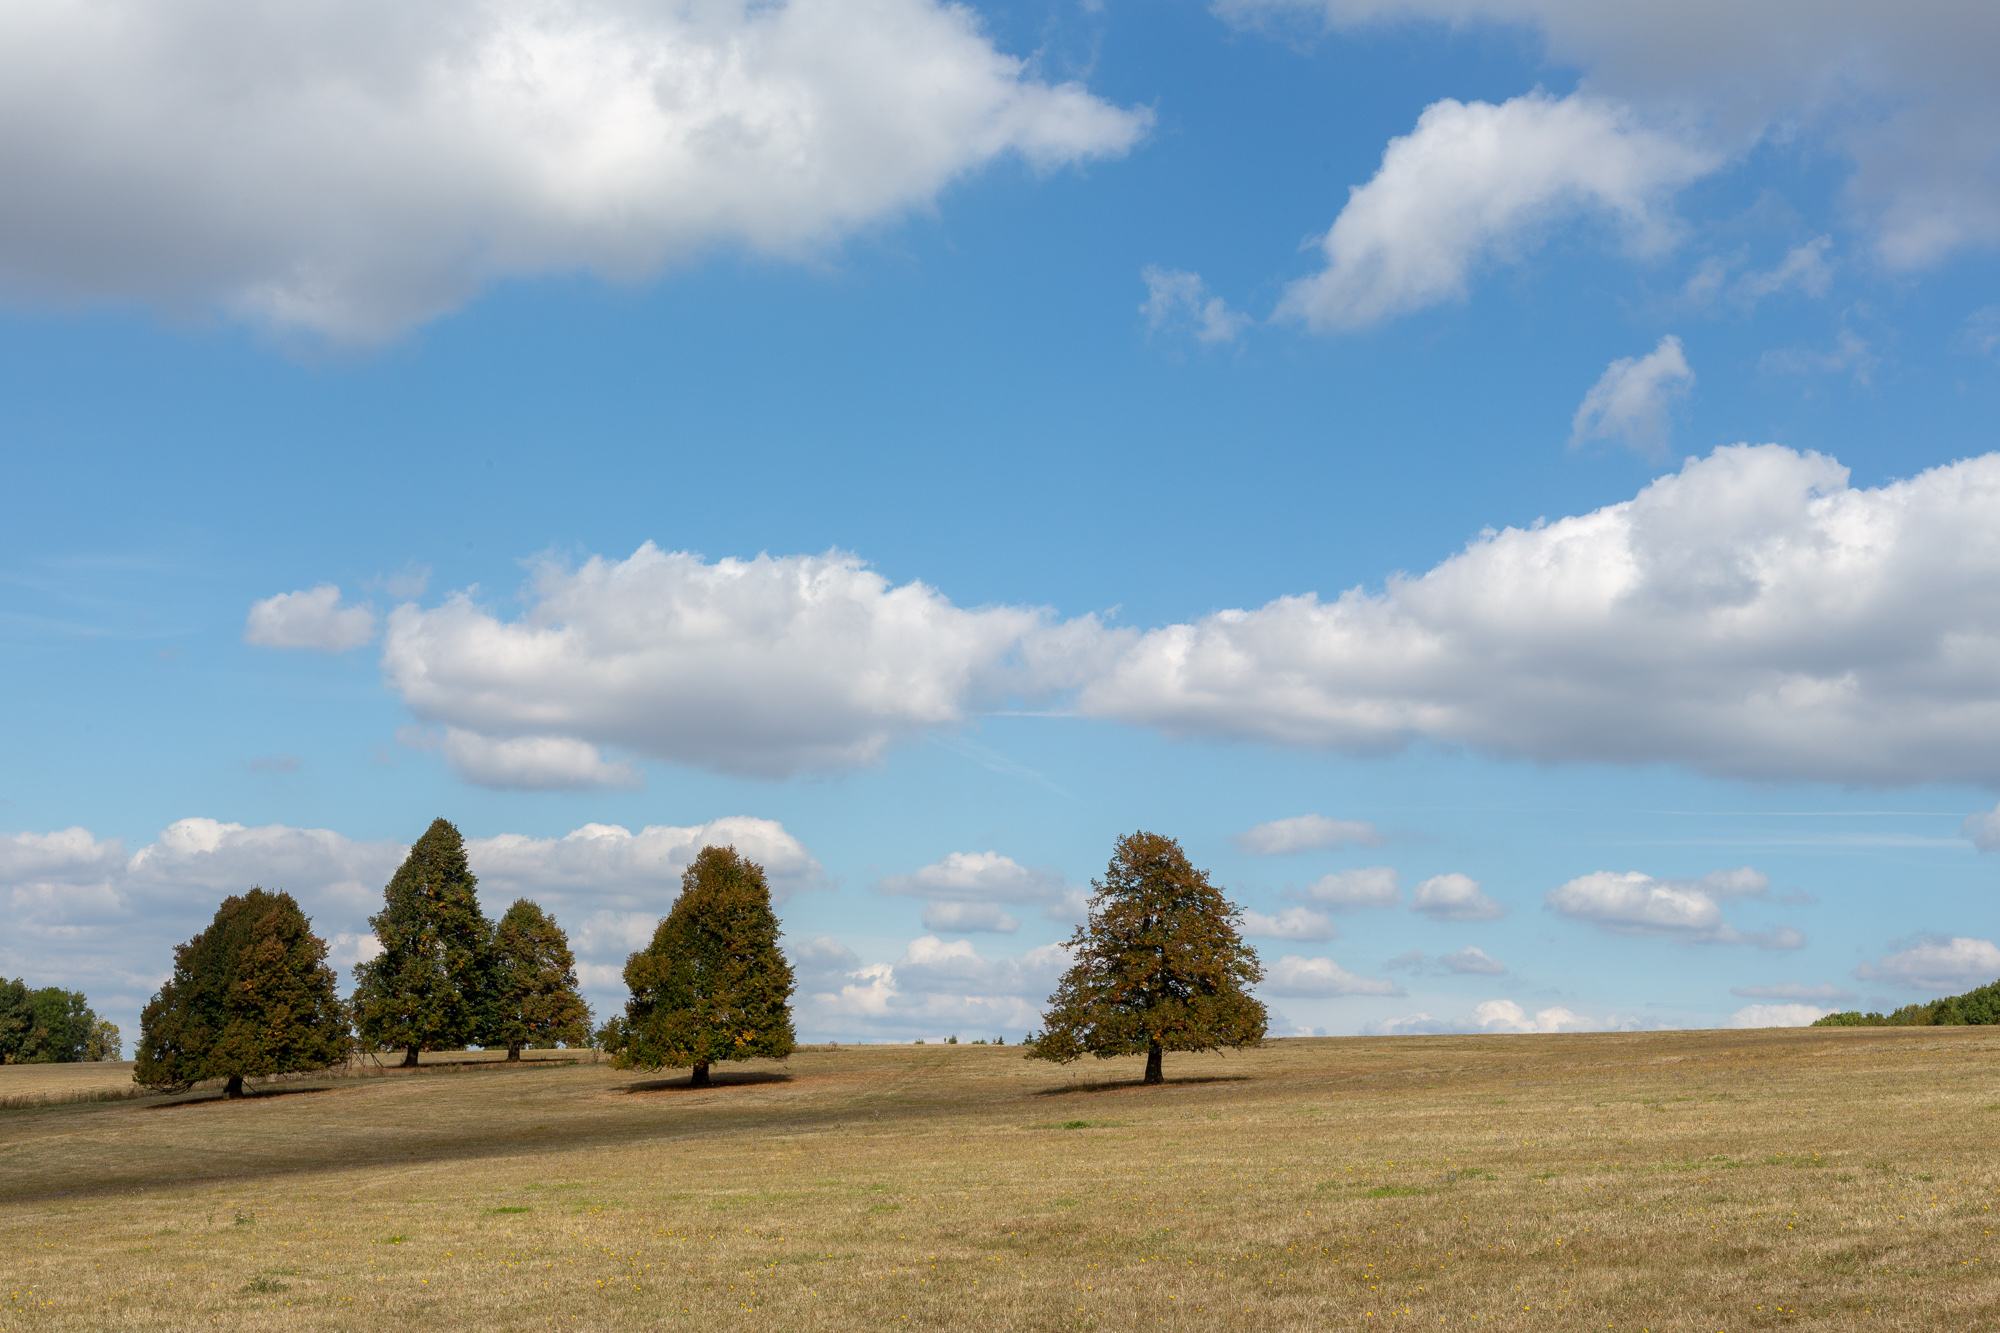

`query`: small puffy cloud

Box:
[1856,936,2000,992]
[878,850,1069,935]
[1364,999,1619,1035]
[469,817,824,904]
[1386,946,1505,976]
[243,585,376,652]
[1731,983,1855,1003]
[411,728,642,792]
[921,902,1019,934]
[1569,335,1694,459]
[0,0,1148,341]
[1233,814,1383,856]
[381,546,1118,780]
[1279,92,1715,330]
[1140,266,1250,344]
[1298,866,1401,911]
[1728,1003,1831,1028]
[794,935,1071,1041]
[1262,955,1403,997]
[1240,907,1339,942]
[1960,803,2000,851]
[1547,867,1800,948]
[1411,872,1505,922]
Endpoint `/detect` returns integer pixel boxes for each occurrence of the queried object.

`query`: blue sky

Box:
[5,0,2000,1047]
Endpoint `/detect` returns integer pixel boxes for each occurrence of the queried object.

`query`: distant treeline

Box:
[0,979,122,1063]
[1812,977,2000,1027]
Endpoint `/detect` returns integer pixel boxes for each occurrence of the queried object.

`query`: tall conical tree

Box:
[135,888,351,1096]
[351,818,495,1067]
[491,899,593,1061]
[608,845,795,1087]
[1028,831,1267,1085]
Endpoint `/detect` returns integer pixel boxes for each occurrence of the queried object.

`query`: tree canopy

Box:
[0,978,117,1064]
[134,888,350,1096]
[351,817,495,1066]
[606,845,795,1087]
[1814,975,2000,1027]
[491,898,593,1060]
[1028,830,1267,1084]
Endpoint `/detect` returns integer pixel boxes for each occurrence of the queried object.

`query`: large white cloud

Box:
[1082,445,2000,787]
[381,545,1115,783]
[1855,937,2000,993]
[1297,866,1401,910]
[1278,91,1714,329]
[318,443,2000,789]
[1546,867,1802,949]
[1225,1,2000,271]
[875,849,1076,935]
[1410,872,1505,922]
[0,0,1148,340]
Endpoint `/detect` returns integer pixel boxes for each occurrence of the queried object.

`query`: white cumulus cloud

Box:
[1855,936,2000,992]
[1546,867,1801,948]
[795,935,1071,1041]
[379,545,1115,782]
[1224,1,2000,271]
[1961,803,2000,851]
[1569,334,1694,458]
[1364,999,1620,1035]
[244,585,376,652]
[1410,872,1505,922]
[1298,866,1401,911]
[1240,906,1339,942]
[1278,91,1715,329]
[1262,955,1403,997]
[0,0,1148,340]
[1233,814,1383,855]
[877,850,1073,932]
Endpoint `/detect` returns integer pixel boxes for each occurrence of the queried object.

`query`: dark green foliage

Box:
[351,818,496,1064]
[491,899,593,1060]
[0,979,113,1063]
[1814,975,2000,1027]
[134,888,351,1094]
[606,845,796,1086]
[1027,830,1267,1085]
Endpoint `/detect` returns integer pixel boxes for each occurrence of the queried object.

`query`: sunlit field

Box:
[2,1028,1996,1330]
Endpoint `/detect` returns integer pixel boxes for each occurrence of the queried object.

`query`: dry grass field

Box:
[2,1027,1996,1331]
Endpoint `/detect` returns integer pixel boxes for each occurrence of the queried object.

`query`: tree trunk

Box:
[690,1062,711,1088]
[401,1045,420,1068]
[1144,1041,1163,1085]
[224,1074,244,1099]
[507,1042,522,1063]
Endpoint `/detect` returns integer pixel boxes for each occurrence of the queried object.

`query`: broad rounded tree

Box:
[491,899,593,1061]
[351,818,495,1066]
[135,888,350,1097]
[608,845,795,1087]
[1028,830,1267,1084]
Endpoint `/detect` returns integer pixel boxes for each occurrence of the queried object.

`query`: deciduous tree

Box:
[351,818,495,1066]
[1028,831,1267,1085]
[0,980,111,1064]
[607,846,795,1087]
[491,899,593,1061]
[134,888,350,1096]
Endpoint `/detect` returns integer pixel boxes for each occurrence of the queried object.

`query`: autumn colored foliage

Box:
[1028,830,1266,1084]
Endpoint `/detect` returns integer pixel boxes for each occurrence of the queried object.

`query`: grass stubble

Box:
[1,1028,1996,1330]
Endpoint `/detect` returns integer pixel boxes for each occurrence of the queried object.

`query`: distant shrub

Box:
[1813,976,2000,1027]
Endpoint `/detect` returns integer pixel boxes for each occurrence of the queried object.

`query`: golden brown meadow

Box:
[2,1028,1997,1331]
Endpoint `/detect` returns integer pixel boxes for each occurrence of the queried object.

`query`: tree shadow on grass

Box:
[620,1072,795,1095]
[1033,1075,1251,1096]
[145,1086,345,1111]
